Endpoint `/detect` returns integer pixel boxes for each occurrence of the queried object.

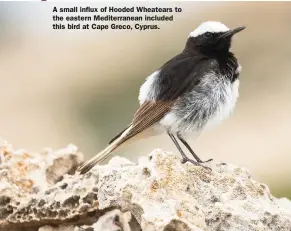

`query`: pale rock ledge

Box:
[0,141,290,231]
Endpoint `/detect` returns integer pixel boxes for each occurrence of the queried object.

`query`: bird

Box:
[77,21,245,174]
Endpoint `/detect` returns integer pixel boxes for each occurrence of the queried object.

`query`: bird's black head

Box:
[185,21,245,56]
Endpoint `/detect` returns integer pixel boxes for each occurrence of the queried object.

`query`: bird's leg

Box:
[168,133,190,164]
[168,133,211,171]
[168,132,200,166]
[177,134,213,163]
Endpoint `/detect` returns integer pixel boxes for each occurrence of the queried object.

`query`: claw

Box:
[199,158,213,163]
[181,158,187,164]
[181,157,212,171]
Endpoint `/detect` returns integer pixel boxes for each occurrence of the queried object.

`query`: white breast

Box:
[204,79,239,130]
[204,64,241,129]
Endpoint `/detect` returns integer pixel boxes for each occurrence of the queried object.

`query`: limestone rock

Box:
[0,142,290,231]
[0,141,83,228]
[39,225,74,231]
[276,197,291,213]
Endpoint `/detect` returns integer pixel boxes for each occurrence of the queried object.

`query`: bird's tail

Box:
[77,125,132,174]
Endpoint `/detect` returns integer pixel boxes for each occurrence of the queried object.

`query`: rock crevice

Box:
[0,142,290,231]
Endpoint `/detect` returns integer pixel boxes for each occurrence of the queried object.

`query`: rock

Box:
[90,209,132,231]
[0,142,83,196]
[276,197,291,213]
[45,144,83,184]
[39,225,74,231]
[0,142,290,231]
[0,141,83,230]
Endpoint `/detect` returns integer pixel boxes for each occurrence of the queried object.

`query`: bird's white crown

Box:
[189,21,229,38]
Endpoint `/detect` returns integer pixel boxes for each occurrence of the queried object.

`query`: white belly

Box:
[159,78,240,135]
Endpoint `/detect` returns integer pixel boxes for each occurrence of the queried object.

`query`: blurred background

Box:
[0,2,290,198]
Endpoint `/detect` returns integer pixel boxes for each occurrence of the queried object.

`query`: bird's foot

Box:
[198,158,213,163]
[181,157,212,171]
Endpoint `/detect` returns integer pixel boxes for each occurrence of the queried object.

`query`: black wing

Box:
[151,52,218,101]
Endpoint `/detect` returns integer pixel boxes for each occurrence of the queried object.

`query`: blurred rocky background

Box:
[0,2,290,198]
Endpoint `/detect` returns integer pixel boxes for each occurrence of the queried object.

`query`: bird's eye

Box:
[204,32,212,38]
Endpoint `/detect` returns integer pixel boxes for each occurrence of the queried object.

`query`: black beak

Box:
[219,26,246,39]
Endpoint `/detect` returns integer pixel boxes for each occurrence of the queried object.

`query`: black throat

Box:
[184,38,239,83]
[216,52,239,82]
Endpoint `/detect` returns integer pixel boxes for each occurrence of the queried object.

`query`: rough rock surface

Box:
[0,141,291,231]
[0,140,83,227]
